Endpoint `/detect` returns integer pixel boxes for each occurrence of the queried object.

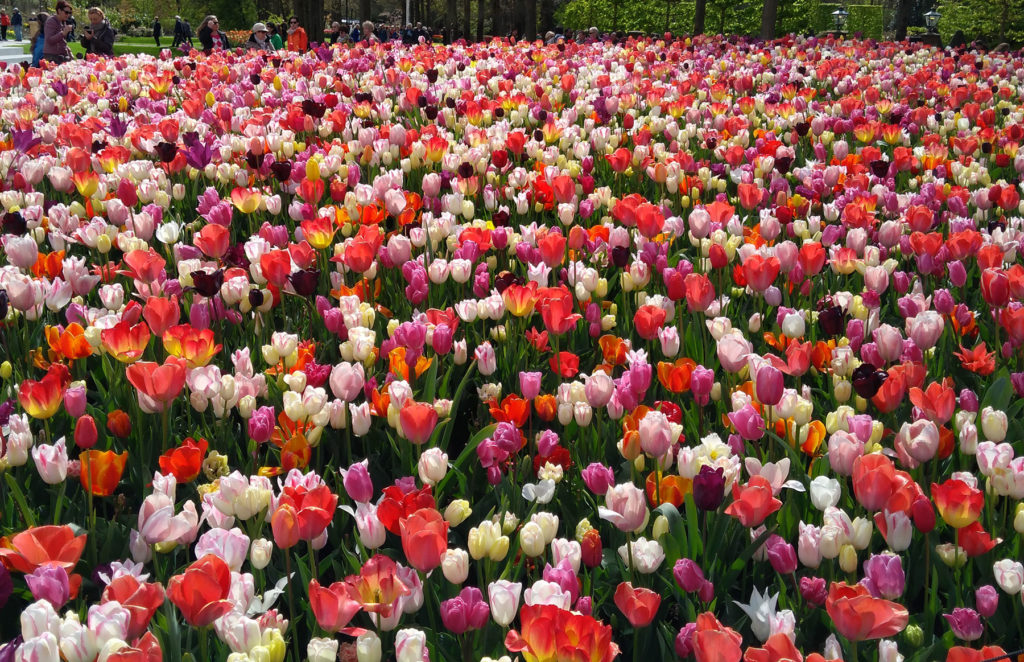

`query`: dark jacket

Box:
[245,33,271,50]
[11,11,22,26]
[81,20,115,56]
[42,15,71,62]
[198,25,229,51]
[152,19,162,37]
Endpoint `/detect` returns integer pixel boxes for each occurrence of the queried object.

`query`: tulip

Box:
[728,403,765,440]
[582,462,615,495]
[505,604,618,662]
[944,608,984,641]
[308,638,340,662]
[356,632,382,662]
[800,576,828,607]
[166,555,234,627]
[395,629,429,662]
[417,448,448,485]
[80,450,128,497]
[826,582,909,642]
[31,438,68,485]
[441,548,469,584]
[932,478,984,529]
[399,508,448,572]
[125,357,188,414]
[25,565,70,609]
[101,575,165,640]
[440,586,490,634]
[725,476,781,527]
[340,460,374,503]
[993,559,1024,595]
[615,582,661,627]
[309,580,362,633]
[638,410,674,457]
[692,465,726,511]
[861,554,905,600]
[599,482,648,532]
[976,585,999,618]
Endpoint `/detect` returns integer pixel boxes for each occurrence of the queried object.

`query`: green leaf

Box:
[980,369,1012,413]
[655,502,687,564]
[436,422,496,498]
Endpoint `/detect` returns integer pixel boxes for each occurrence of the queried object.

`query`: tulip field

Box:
[3,32,1024,662]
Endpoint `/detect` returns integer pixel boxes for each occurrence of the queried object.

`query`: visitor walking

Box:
[172,15,183,47]
[80,6,114,56]
[11,7,20,41]
[152,16,161,47]
[1,10,10,41]
[42,1,73,63]
[286,16,307,51]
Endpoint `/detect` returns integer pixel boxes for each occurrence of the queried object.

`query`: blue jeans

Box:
[14,25,22,40]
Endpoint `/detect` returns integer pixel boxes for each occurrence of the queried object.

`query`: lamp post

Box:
[831,7,848,35]
[923,9,940,35]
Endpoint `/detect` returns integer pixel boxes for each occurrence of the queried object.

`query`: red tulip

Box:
[275,484,338,543]
[908,380,955,425]
[743,633,804,662]
[692,612,743,662]
[538,288,581,336]
[852,454,896,512]
[606,147,631,172]
[946,646,1008,662]
[549,351,580,378]
[102,575,165,639]
[167,555,234,627]
[825,581,908,642]
[162,324,222,368]
[635,202,665,238]
[633,305,667,341]
[797,242,827,277]
[260,249,292,287]
[506,604,619,662]
[537,231,567,268]
[158,438,209,483]
[309,579,362,633]
[742,254,781,292]
[684,273,716,312]
[124,249,166,284]
[614,582,661,627]
[724,476,781,527]
[399,400,438,445]
[0,525,86,575]
[142,296,180,339]
[399,507,449,572]
[74,415,99,449]
[551,174,575,204]
[981,268,1009,308]
[125,357,188,413]
[18,370,65,420]
[271,504,300,549]
[737,182,762,210]
[107,409,132,438]
[101,320,151,364]
[376,485,436,535]
[193,224,230,258]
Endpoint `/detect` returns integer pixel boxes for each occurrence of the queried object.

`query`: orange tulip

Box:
[744,633,804,662]
[645,471,691,507]
[488,395,531,428]
[45,323,92,361]
[80,449,128,497]
[954,342,996,376]
[657,358,697,393]
[533,394,557,422]
[101,321,151,363]
[692,612,743,662]
[18,369,65,420]
[107,409,132,438]
[946,646,1008,662]
[931,478,984,529]
[142,296,180,338]
[271,503,301,549]
[505,604,620,662]
[825,582,909,642]
[399,507,449,572]
[162,324,222,368]
[909,380,956,425]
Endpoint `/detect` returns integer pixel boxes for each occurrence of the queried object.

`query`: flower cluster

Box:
[1,32,1024,662]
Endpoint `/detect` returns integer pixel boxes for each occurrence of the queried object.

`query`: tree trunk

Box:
[663,0,671,33]
[693,0,705,34]
[893,0,913,40]
[359,0,370,21]
[759,0,777,39]
[297,0,325,42]
[447,0,457,40]
[611,0,618,31]
[490,0,501,35]
[524,0,536,39]
[462,0,470,40]
[476,0,484,39]
[539,0,553,35]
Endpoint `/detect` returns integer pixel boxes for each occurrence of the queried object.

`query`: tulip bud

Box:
[74,415,99,449]
[981,407,1008,442]
[356,631,381,662]
[308,637,339,662]
[442,548,470,584]
[903,625,923,648]
[417,448,449,486]
[1015,503,1024,534]
[936,543,968,568]
[520,522,546,557]
[439,500,470,528]
[250,538,273,570]
[839,544,858,574]
[395,629,428,662]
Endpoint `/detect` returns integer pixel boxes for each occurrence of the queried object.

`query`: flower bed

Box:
[1,35,1023,662]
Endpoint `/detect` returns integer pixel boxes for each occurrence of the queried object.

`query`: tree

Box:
[693,0,705,33]
[295,0,324,41]
[524,0,537,38]
[476,0,484,39]
[892,0,913,40]
[447,0,457,39]
[759,0,777,38]
[359,0,371,21]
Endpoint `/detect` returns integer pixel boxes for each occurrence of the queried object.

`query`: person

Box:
[327,20,343,44]
[80,6,114,55]
[172,15,183,47]
[30,12,47,65]
[361,20,377,43]
[348,21,360,41]
[65,10,75,39]
[1,9,9,41]
[197,15,228,52]
[182,19,193,47]
[245,22,271,50]
[152,16,161,47]
[286,16,307,51]
[267,22,282,49]
[42,1,73,63]
[11,8,20,41]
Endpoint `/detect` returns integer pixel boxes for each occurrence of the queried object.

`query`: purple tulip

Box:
[692,465,726,511]
[340,460,374,504]
[440,586,490,635]
[754,365,784,406]
[673,559,709,594]
[728,404,765,441]
[674,622,697,657]
[0,565,12,609]
[247,406,276,444]
[976,585,998,619]
[765,537,798,574]
[25,565,70,609]
[944,608,984,641]
[861,553,905,600]
[581,462,615,496]
[519,371,543,400]
[690,366,714,406]
[800,576,828,607]
[543,560,581,604]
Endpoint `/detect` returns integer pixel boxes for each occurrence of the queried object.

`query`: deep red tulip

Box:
[102,575,165,639]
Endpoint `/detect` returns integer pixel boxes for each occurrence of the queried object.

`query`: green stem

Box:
[285,547,301,662]
[52,480,67,525]
[4,472,36,527]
